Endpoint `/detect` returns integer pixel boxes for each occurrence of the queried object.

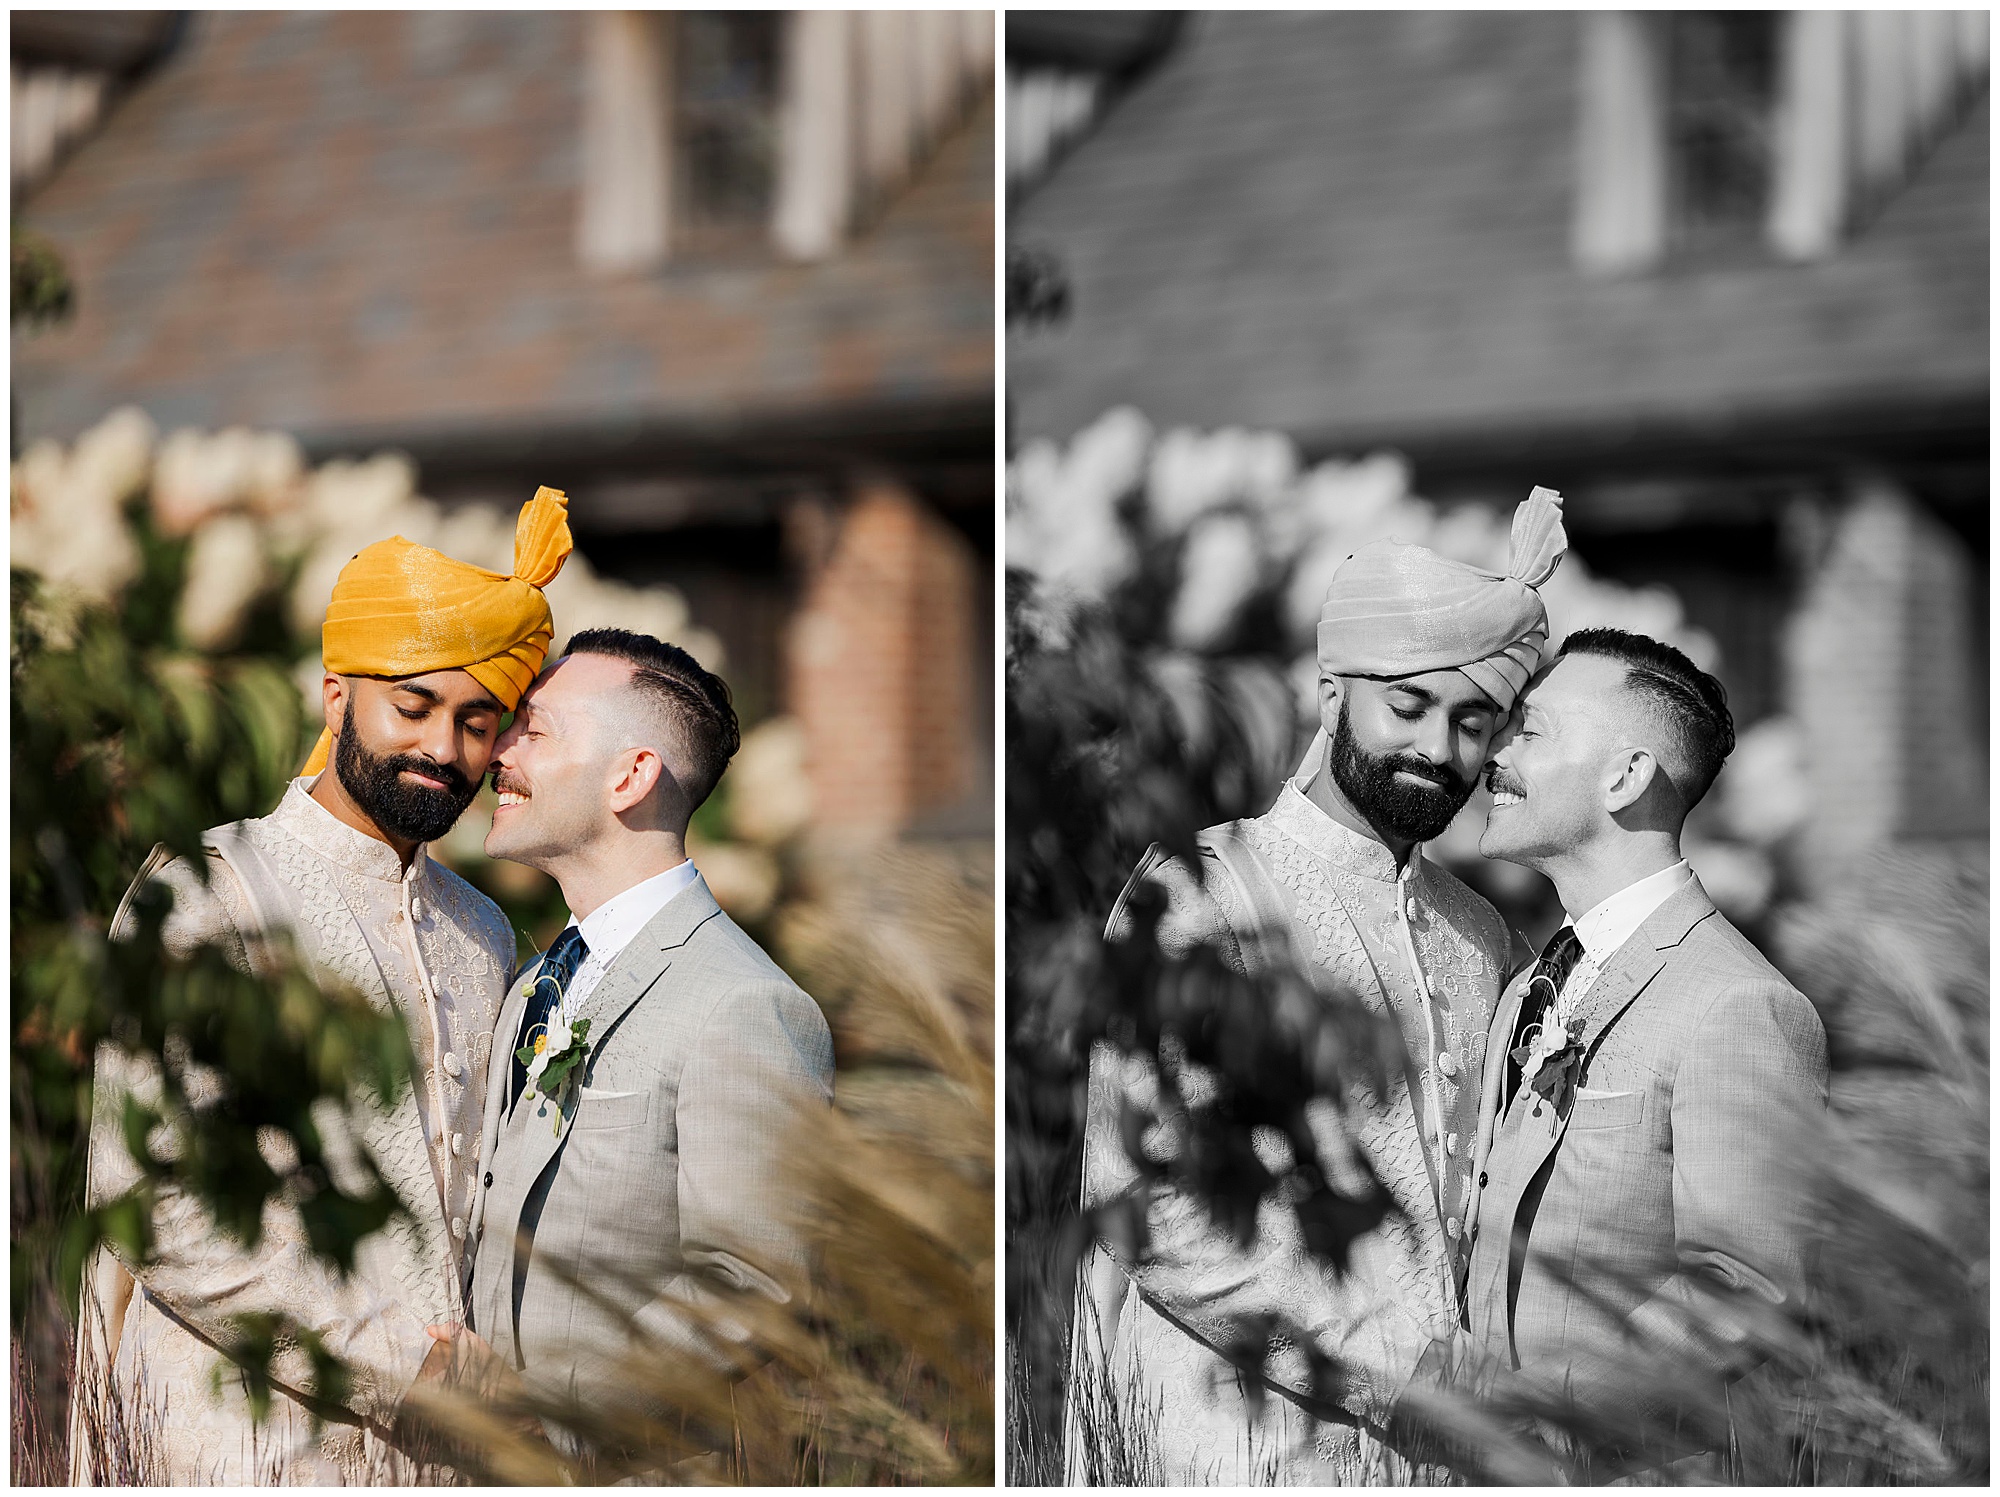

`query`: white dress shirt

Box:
[1557,859,1695,1012]
[557,858,702,1022]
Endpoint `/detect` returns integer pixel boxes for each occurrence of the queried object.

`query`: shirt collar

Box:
[1268,778,1411,885]
[568,859,702,968]
[275,775,426,885]
[1569,860,1694,964]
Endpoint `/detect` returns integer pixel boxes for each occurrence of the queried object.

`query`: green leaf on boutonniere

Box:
[538,1018,591,1096]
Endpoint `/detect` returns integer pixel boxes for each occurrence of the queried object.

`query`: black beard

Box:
[333,700,478,845]
[1329,702,1476,845]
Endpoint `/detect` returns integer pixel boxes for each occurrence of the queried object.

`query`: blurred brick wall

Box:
[1784,478,1987,885]
[787,479,979,836]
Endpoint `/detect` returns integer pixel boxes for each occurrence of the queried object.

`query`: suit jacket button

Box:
[1478,1170,1489,1189]
[483,1171,494,1189]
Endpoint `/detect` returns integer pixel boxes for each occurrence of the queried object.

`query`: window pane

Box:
[1666,12,1780,257]
[676,12,782,247]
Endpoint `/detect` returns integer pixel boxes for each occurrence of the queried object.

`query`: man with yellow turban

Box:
[75,488,572,1484]
[1069,489,1567,1483]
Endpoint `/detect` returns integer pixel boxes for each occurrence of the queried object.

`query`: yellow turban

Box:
[302,485,574,775]
[1296,487,1567,784]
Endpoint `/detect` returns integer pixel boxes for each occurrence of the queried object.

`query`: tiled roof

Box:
[15,11,993,455]
[1009,12,1987,462]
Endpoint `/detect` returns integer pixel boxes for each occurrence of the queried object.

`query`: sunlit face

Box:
[1323,669,1503,843]
[327,670,501,843]
[1480,652,1630,866]
[483,653,630,869]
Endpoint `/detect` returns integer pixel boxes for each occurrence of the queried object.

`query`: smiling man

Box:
[452,628,832,1467]
[1072,490,1567,1483]
[76,488,572,1484]
[1467,629,1827,1475]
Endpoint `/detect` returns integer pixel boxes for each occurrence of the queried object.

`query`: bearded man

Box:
[1069,489,1566,1484]
[73,488,572,1484]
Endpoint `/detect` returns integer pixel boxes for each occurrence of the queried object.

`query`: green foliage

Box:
[517,1017,591,1109]
[1005,572,1406,1478]
[11,528,417,1434]
[10,225,74,330]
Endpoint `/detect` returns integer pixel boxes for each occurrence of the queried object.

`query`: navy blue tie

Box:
[510,925,590,1110]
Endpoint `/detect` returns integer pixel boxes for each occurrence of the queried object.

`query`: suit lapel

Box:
[1488,879,1721,1336]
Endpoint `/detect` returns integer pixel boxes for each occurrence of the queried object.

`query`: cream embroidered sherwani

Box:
[74,778,515,1485]
[1070,780,1524,1484]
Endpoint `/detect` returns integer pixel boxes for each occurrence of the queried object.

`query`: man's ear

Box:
[607,747,666,817]
[322,673,348,736]
[1603,747,1659,814]
[1317,675,1346,736]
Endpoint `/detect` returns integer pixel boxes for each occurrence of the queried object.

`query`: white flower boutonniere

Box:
[517,1015,593,1132]
[1511,1007,1585,1116]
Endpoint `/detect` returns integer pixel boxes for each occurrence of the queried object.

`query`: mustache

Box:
[490,768,531,798]
[383,753,472,798]
[1485,766,1526,798]
[1381,754,1463,795]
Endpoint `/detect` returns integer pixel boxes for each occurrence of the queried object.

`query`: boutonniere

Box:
[1510,1009,1585,1118]
[517,1015,593,1132]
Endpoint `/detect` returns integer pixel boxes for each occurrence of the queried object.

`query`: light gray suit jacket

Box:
[467,875,834,1417]
[1465,880,1827,1426]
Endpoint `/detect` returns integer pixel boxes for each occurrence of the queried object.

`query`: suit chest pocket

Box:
[574,1087,650,1131]
[1566,1088,1645,1132]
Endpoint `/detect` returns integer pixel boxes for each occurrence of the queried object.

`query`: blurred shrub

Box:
[11,546,417,1479]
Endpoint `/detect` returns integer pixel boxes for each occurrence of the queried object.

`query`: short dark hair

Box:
[1556,627,1735,811]
[562,628,740,811]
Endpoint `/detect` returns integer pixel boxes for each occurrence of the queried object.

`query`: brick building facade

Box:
[1010,11,1987,883]
[15,9,994,838]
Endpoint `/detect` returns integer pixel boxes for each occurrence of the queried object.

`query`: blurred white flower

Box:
[544,559,714,667]
[1168,512,1262,651]
[677,627,726,672]
[1684,836,1776,923]
[177,512,274,650]
[1717,715,1812,848]
[304,453,418,535]
[9,408,153,603]
[69,406,158,513]
[294,655,333,723]
[430,503,517,576]
[1543,564,1721,674]
[1427,503,1510,570]
[155,425,307,533]
[1148,425,1297,536]
[724,717,812,845]
[1292,452,1412,545]
[1007,407,1149,600]
[686,835,781,923]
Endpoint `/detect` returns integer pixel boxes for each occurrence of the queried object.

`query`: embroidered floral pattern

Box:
[1083,788,1516,1480]
[83,783,515,1482]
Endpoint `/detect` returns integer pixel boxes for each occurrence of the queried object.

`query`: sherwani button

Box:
[1445,1132,1458,1156]
[450,1215,465,1238]
[411,896,426,920]
[1445,1216,1460,1238]
[451,1132,465,1156]
[443,1051,463,1079]
[1438,1050,1459,1079]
